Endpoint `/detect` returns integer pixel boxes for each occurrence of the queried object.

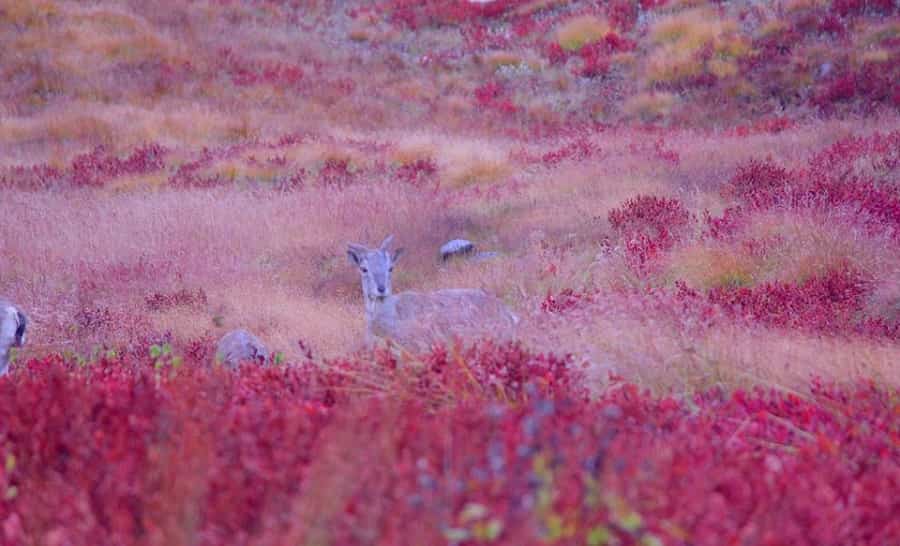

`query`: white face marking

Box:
[349,237,402,307]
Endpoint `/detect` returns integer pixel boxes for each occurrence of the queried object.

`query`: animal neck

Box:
[364,294,396,331]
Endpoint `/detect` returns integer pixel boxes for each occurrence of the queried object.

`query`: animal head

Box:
[347,235,405,301]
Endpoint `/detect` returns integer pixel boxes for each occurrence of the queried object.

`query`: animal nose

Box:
[377,285,386,294]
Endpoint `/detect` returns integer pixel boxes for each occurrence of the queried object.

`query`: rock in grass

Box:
[470,251,499,263]
[440,239,476,261]
[215,329,269,369]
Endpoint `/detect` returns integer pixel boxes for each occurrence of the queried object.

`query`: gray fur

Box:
[0,299,27,377]
[215,329,269,369]
[15,310,27,347]
[347,236,518,352]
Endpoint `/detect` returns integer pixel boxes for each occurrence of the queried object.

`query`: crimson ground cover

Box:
[1,347,897,546]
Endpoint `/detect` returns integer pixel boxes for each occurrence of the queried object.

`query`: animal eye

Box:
[361,267,368,273]
[389,267,394,272]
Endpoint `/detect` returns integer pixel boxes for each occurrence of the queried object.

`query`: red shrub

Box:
[705,267,869,334]
[672,267,899,340]
[3,354,896,545]
[725,154,900,236]
[317,158,358,188]
[576,43,610,78]
[274,169,307,192]
[396,157,438,187]
[816,72,858,105]
[473,81,517,114]
[71,144,165,187]
[817,14,846,36]
[609,0,639,31]
[830,0,898,16]
[609,195,694,275]
[545,42,568,65]
[609,194,693,241]
[511,15,536,38]
[144,288,208,312]
[702,206,746,240]
[0,164,64,190]
[728,116,797,137]
[808,130,900,183]
[540,137,599,166]
[723,158,793,208]
[653,137,681,166]
[540,288,596,314]
[382,0,528,30]
[219,48,304,89]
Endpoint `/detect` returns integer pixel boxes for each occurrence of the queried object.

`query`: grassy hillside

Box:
[0,1,898,544]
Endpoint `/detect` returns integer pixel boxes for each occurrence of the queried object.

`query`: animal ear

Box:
[379,234,395,251]
[392,247,405,263]
[347,243,366,266]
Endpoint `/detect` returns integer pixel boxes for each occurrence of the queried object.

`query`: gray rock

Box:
[470,251,500,263]
[215,329,269,369]
[440,239,476,261]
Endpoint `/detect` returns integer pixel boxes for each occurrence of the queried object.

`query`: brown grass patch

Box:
[622,92,679,121]
[555,15,611,51]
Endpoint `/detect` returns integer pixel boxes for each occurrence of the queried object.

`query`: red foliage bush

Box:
[545,42,568,65]
[609,195,694,274]
[724,154,900,236]
[830,0,898,17]
[0,164,63,190]
[396,157,438,187]
[673,267,900,340]
[728,116,797,137]
[609,195,693,239]
[1,350,897,545]
[0,144,167,190]
[702,206,746,240]
[474,81,517,114]
[609,0,639,31]
[540,288,596,314]
[218,48,304,89]
[807,130,900,183]
[144,288,208,312]
[382,0,528,30]
[723,158,793,208]
[540,137,599,167]
[576,43,611,78]
[70,144,168,188]
[317,158,358,188]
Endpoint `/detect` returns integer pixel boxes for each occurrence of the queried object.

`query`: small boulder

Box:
[440,239,476,261]
[215,329,269,369]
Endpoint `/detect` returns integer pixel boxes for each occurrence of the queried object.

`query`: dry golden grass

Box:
[528,296,900,395]
[644,7,750,86]
[555,15,611,51]
[482,50,525,70]
[0,0,58,26]
[662,207,899,292]
[2,119,898,393]
[388,134,514,189]
[866,272,900,323]
[622,92,679,121]
[858,20,900,47]
[666,245,759,289]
